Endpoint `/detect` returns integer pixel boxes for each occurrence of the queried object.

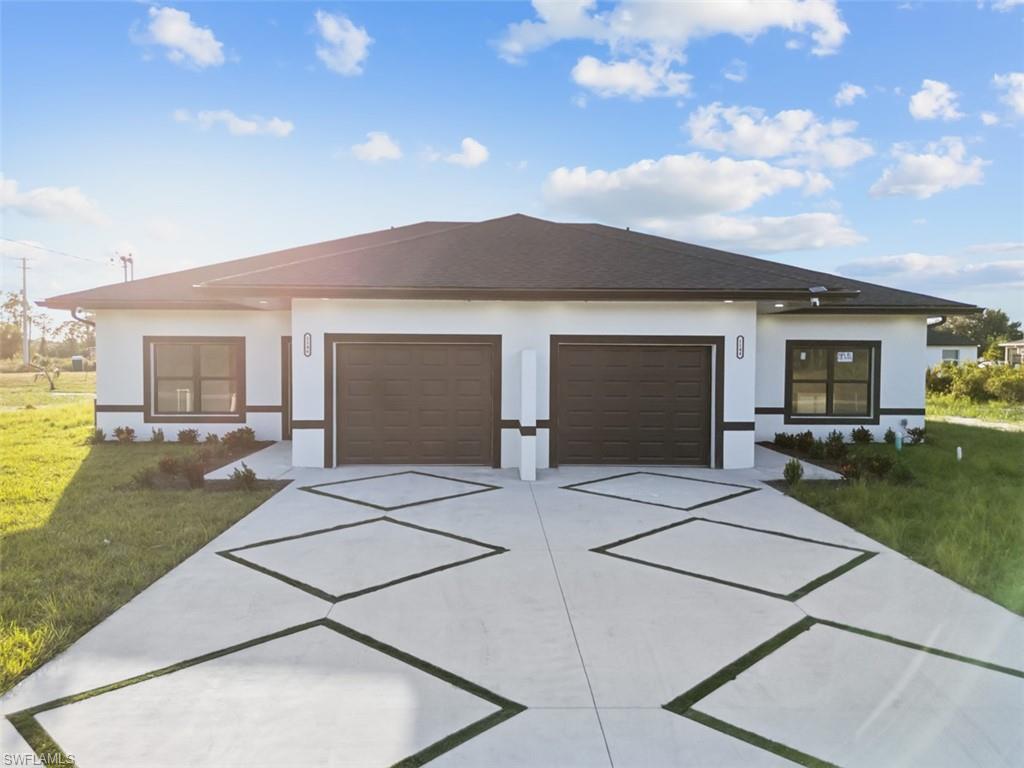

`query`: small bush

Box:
[230,462,258,491]
[158,456,181,475]
[132,467,159,489]
[838,461,861,481]
[222,426,257,453]
[181,455,205,489]
[795,430,815,454]
[150,428,165,443]
[949,363,992,402]
[178,428,200,444]
[863,453,895,479]
[808,439,826,460]
[905,426,926,445]
[983,365,1024,403]
[774,432,797,449]
[89,427,106,444]
[850,426,873,444]
[204,432,221,446]
[824,430,847,460]
[783,458,803,486]
[113,426,136,444]
[925,363,954,395]
[889,460,915,485]
[884,427,896,445]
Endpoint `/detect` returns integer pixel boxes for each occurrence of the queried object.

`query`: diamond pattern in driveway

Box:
[4,463,1023,768]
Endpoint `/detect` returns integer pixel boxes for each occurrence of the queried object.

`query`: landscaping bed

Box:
[0,400,284,693]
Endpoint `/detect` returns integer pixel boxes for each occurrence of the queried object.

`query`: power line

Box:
[0,237,112,266]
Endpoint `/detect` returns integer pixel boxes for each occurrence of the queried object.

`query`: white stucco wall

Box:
[755,314,927,441]
[290,299,758,469]
[925,344,978,370]
[93,309,290,440]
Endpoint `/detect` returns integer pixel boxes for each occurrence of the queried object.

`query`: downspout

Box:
[71,307,95,327]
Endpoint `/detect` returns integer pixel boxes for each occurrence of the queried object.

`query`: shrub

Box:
[773,432,797,449]
[949,363,992,402]
[205,432,221,446]
[983,365,1024,403]
[905,426,926,445]
[150,428,165,443]
[884,427,896,445]
[89,427,106,444]
[795,430,815,454]
[181,455,205,489]
[178,428,199,444]
[783,458,803,486]
[133,467,159,489]
[838,461,861,481]
[158,456,181,475]
[230,462,258,491]
[889,460,915,485]
[863,454,895,479]
[824,430,847,460]
[222,426,257,453]
[113,426,135,444]
[925,363,954,395]
[808,439,826,460]
[850,426,873,444]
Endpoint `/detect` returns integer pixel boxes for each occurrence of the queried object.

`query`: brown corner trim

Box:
[95,404,145,412]
[722,421,755,431]
[500,418,550,436]
[281,336,292,440]
[292,419,326,429]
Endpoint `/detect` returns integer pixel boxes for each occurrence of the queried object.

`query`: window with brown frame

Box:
[145,337,245,419]
[785,341,879,422]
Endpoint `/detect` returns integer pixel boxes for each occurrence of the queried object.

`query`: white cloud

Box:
[870,137,986,199]
[314,10,372,76]
[966,241,1024,254]
[834,82,866,107]
[908,79,963,120]
[0,175,106,225]
[571,55,690,98]
[175,109,294,137]
[571,94,588,109]
[142,7,224,68]
[446,137,489,168]
[686,103,874,168]
[989,0,1024,10]
[351,131,402,162]
[543,152,860,252]
[980,111,1000,126]
[498,1,846,99]
[839,252,1024,288]
[145,216,182,241]
[723,59,747,83]
[993,72,1024,115]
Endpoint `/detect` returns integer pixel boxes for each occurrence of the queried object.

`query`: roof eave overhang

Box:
[777,304,980,315]
[37,299,267,311]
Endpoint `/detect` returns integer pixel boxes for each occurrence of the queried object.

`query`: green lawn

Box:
[927,392,1024,424]
[0,371,96,410]
[788,420,1024,614]
[0,399,282,693]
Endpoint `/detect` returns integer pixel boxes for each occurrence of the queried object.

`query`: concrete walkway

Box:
[3,454,1021,767]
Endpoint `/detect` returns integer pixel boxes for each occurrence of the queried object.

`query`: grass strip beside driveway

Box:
[0,401,282,693]
[787,420,1024,615]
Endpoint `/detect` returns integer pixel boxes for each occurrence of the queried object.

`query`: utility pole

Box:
[118,253,134,282]
[20,256,30,365]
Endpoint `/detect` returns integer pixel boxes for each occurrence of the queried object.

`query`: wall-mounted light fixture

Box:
[303,333,312,357]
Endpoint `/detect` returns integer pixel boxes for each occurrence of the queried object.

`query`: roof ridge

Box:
[198,221,475,286]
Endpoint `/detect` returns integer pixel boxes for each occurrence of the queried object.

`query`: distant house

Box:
[925,327,978,370]
[999,340,1024,367]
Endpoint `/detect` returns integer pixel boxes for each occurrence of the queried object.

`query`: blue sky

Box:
[2,1,1022,318]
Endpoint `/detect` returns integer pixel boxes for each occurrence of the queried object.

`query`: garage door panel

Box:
[336,340,496,465]
[555,342,711,466]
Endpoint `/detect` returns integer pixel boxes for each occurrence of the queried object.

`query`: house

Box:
[925,326,978,369]
[40,214,977,479]
[999,340,1024,366]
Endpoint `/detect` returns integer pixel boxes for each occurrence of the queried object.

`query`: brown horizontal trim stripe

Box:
[95,404,144,412]
[754,407,785,415]
[879,408,926,415]
[722,421,755,431]
[292,419,326,429]
[247,405,283,413]
[500,419,551,435]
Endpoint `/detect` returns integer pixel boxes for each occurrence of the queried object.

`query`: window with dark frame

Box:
[151,340,243,416]
[788,342,875,419]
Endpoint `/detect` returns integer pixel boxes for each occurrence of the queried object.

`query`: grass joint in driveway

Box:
[298,470,501,511]
[561,471,759,512]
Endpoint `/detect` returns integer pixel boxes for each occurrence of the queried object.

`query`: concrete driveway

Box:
[3,445,1022,767]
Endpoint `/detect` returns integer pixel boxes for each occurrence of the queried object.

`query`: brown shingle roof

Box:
[41,214,976,312]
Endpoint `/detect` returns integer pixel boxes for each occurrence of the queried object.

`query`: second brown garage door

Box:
[335,336,499,465]
[553,339,711,465]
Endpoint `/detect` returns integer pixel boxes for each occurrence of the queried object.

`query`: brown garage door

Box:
[554,341,711,465]
[335,337,498,465]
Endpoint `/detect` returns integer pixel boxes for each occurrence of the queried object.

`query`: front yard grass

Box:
[926,392,1024,424]
[0,371,96,410]
[0,400,282,693]
[787,421,1024,615]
